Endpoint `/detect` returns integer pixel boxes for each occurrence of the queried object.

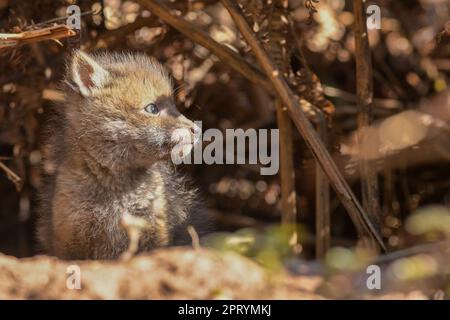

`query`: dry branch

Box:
[42,89,65,102]
[315,115,330,259]
[289,16,331,257]
[260,1,297,239]
[276,100,297,227]
[0,25,76,50]
[0,161,22,191]
[353,0,381,230]
[220,0,385,251]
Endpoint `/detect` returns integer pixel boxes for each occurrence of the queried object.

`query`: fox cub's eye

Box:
[144,103,159,114]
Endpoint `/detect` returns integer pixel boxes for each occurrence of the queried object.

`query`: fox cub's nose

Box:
[170,115,201,150]
[178,115,201,142]
[177,115,195,132]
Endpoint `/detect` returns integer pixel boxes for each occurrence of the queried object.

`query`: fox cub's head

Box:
[65,50,195,169]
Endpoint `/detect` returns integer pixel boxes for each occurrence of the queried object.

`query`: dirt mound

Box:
[0,247,324,299]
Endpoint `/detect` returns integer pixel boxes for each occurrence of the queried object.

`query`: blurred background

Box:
[0,0,449,267]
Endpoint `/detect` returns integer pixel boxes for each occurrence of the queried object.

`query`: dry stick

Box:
[25,9,100,29]
[264,2,297,241]
[315,114,330,258]
[353,0,382,232]
[187,225,201,250]
[220,0,385,251]
[276,100,297,227]
[291,28,331,257]
[0,25,76,49]
[375,240,450,265]
[0,161,22,191]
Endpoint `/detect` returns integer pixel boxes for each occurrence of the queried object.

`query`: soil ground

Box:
[0,247,431,300]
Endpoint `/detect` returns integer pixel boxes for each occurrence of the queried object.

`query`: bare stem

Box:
[353,0,382,232]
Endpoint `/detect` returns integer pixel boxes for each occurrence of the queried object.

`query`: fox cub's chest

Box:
[114,177,167,218]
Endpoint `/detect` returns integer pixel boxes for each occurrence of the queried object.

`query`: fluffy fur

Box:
[37,51,208,259]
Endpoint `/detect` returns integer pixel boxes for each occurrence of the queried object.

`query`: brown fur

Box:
[37,51,208,259]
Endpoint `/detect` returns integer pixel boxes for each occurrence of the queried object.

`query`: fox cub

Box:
[37,50,207,259]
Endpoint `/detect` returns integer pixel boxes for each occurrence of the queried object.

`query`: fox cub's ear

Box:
[70,50,109,96]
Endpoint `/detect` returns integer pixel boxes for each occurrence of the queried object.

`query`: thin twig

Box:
[263,1,297,242]
[353,0,381,232]
[315,113,330,259]
[220,0,385,251]
[276,100,297,226]
[25,9,100,30]
[375,240,450,265]
[289,18,330,257]
[323,85,403,110]
[0,25,76,49]
[0,161,22,191]
[187,225,201,250]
